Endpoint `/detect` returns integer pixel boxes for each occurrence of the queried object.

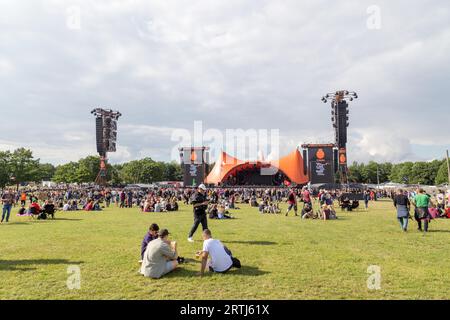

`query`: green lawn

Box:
[0,199,449,300]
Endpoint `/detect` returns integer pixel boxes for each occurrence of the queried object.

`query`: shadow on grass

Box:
[223,240,277,246]
[5,222,31,226]
[228,265,269,277]
[427,229,450,233]
[0,259,84,272]
[165,265,269,278]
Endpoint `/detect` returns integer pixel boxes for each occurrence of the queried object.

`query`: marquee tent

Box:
[204,148,309,186]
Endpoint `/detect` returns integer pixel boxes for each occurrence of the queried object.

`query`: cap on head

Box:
[198,184,207,191]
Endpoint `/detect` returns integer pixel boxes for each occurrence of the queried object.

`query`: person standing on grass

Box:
[436,190,445,213]
[301,187,312,207]
[414,188,432,233]
[121,190,127,208]
[188,184,209,242]
[20,192,27,207]
[1,190,15,224]
[285,188,298,217]
[393,189,410,232]
[364,190,371,210]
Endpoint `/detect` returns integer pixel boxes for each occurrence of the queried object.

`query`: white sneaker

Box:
[187,237,194,243]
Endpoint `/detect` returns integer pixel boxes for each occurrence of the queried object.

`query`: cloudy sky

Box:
[0,0,449,165]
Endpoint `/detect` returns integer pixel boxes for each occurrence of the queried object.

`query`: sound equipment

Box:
[96,117,104,155]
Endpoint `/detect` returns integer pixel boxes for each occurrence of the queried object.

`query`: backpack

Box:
[231,257,241,269]
[38,212,47,220]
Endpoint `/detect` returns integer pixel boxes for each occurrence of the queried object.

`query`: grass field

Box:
[0,199,449,300]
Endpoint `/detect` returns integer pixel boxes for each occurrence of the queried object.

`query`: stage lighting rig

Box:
[91,108,122,186]
[321,90,358,186]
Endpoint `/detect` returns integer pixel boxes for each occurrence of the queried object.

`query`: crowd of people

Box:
[1,181,450,280]
[393,188,450,233]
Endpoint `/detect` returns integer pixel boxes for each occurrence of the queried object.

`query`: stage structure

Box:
[301,144,336,185]
[204,148,309,186]
[179,147,210,187]
[91,108,122,186]
[321,90,358,184]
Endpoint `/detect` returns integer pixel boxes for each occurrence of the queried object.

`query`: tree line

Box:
[0,148,448,187]
[0,148,182,188]
[347,159,448,185]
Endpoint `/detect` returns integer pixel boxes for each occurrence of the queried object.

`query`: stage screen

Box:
[306,146,335,184]
[183,164,205,187]
[309,161,334,184]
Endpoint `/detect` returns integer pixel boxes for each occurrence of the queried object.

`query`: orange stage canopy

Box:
[204,148,309,185]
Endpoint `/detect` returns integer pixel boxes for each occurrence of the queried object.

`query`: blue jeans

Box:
[398,217,408,231]
[2,204,12,222]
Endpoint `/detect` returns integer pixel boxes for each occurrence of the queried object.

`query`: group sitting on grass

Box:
[139,224,240,279]
[17,200,56,220]
[300,203,337,220]
[140,196,179,213]
[258,198,281,214]
[207,202,235,219]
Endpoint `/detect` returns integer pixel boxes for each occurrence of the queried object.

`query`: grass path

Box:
[0,200,449,300]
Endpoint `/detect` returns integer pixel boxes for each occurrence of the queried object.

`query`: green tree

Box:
[435,161,449,185]
[76,156,102,183]
[0,151,12,188]
[348,162,364,183]
[390,162,414,184]
[53,162,80,183]
[37,163,56,181]
[8,148,40,188]
[119,158,166,184]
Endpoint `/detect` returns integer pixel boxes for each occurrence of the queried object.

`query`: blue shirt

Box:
[141,233,158,259]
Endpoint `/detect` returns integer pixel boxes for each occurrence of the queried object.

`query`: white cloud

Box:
[0,0,448,164]
[349,128,415,163]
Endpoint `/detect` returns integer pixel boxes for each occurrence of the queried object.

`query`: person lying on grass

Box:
[140,229,179,279]
[196,229,241,277]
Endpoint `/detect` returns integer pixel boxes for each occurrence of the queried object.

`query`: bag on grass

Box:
[38,212,47,220]
[231,257,241,269]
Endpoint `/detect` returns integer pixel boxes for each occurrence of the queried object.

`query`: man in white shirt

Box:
[197,229,233,276]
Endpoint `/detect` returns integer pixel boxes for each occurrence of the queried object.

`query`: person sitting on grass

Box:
[70,200,79,211]
[92,200,102,211]
[301,203,316,219]
[217,203,234,219]
[140,229,179,279]
[259,199,267,213]
[140,223,159,261]
[340,196,351,211]
[43,200,56,219]
[208,204,218,219]
[29,200,42,217]
[170,197,179,211]
[321,204,337,220]
[17,206,27,216]
[63,202,70,211]
[196,229,241,276]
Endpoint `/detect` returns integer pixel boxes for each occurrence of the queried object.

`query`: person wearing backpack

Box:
[414,188,432,233]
